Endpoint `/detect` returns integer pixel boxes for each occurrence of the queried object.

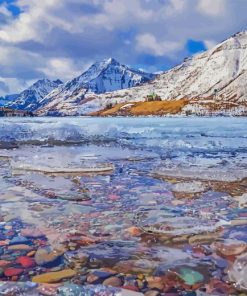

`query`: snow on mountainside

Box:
[0,94,18,107]
[6,79,63,112]
[73,58,156,93]
[39,31,247,116]
[37,58,156,115]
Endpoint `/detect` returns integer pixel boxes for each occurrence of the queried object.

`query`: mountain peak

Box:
[104,57,119,65]
[32,78,63,88]
[57,58,156,95]
[37,59,157,113]
[53,79,63,85]
[83,58,121,79]
[6,78,62,111]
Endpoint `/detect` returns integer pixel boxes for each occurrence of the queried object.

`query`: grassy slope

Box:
[91,99,188,116]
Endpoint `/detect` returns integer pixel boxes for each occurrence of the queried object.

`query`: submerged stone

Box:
[0,260,11,268]
[145,291,160,296]
[32,269,77,283]
[21,228,45,238]
[4,267,24,277]
[228,252,247,292]
[212,239,247,257]
[35,247,64,267]
[146,276,164,290]
[103,276,122,287]
[178,268,204,285]
[9,236,30,245]
[16,256,36,268]
[8,244,33,251]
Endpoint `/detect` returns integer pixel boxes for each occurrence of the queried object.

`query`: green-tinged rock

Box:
[179,267,203,285]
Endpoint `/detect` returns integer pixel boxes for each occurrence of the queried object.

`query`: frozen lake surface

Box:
[0,117,246,295]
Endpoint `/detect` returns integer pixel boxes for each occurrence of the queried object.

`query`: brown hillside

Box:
[91,99,188,116]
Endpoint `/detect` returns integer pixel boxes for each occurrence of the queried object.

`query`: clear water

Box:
[0,117,246,295]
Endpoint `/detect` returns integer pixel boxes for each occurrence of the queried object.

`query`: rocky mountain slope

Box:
[0,94,18,107]
[6,79,63,112]
[37,58,156,115]
[39,31,247,116]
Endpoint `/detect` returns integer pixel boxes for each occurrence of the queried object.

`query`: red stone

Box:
[4,268,24,277]
[16,256,36,268]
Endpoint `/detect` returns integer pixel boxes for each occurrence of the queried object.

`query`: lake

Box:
[0,117,246,295]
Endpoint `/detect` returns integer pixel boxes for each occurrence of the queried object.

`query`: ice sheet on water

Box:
[154,162,247,181]
[2,145,157,174]
[0,117,247,147]
[172,181,206,193]
[140,213,218,236]
[8,146,114,173]
[12,162,115,174]
[1,117,246,179]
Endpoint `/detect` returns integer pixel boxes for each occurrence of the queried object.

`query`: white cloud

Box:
[0,0,76,42]
[0,0,246,95]
[197,0,226,16]
[38,58,87,82]
[0,77,29,96]
[136,33,182,56]
[0,0,154,43]
[0,45,40,70]
[165,0,186,15]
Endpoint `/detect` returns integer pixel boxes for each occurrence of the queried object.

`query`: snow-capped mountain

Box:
[37,58,156,114]
[39,32,247,116]
[71,58,156,94]
[0,94,18,107]
[6,79,63,112]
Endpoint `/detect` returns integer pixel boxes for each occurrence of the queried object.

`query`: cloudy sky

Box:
[0,0,246,96]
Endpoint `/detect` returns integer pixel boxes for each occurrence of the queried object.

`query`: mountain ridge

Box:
[36,58,156,114]
[2,31,247,116]
[6,79,63,112]
[39,31,247,116]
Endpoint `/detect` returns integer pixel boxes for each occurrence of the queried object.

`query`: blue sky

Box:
[0,0,246,95]
[3,0,21,16]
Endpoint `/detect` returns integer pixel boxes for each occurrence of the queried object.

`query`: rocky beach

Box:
[0,117,246,295]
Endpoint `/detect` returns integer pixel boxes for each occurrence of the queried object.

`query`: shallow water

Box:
[0,117,246,295]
